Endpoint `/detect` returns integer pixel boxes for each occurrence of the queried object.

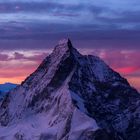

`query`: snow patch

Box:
[69,108,99,140]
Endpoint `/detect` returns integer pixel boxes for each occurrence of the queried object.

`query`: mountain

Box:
[0,39,140,140]
[0,83,17,100]
[0,83,17,93]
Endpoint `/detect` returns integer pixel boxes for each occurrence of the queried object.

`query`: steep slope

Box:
[0,39,140,140]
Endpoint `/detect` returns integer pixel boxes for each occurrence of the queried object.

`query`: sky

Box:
[0,0,140,91]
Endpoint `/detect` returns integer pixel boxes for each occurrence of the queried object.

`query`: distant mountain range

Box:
[0,83,17,100]
[0,83,17,93]
[0,39,140,140]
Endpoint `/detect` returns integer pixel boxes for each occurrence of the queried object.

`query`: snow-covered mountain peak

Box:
[54,38,73,53]
[54,38,83,57]
[40,39,81,69]
[58,38,71,45]
[0,39,140,140]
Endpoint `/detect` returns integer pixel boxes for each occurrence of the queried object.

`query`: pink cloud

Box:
[0,51,49,84]
[115,67,139,75]
[13,52,48,62]
[0,53,9,61]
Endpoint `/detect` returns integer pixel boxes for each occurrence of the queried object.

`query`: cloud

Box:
[0,2,84,14]
[0,34,140,52]
[95,10,140,26]
[13,52,48,62]
[0,0,139,45]
[115,67,139,75]
[0,51,48,62]
[0,50,49,83]
[0,53,9,61]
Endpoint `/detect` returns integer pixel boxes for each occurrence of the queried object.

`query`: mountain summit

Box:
[0,39,140,140]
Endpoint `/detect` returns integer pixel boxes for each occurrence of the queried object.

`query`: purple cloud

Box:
[0,53,9,61]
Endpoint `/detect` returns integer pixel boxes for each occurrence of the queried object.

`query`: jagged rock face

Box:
[69,55,140,139]
[0,39,140,140]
